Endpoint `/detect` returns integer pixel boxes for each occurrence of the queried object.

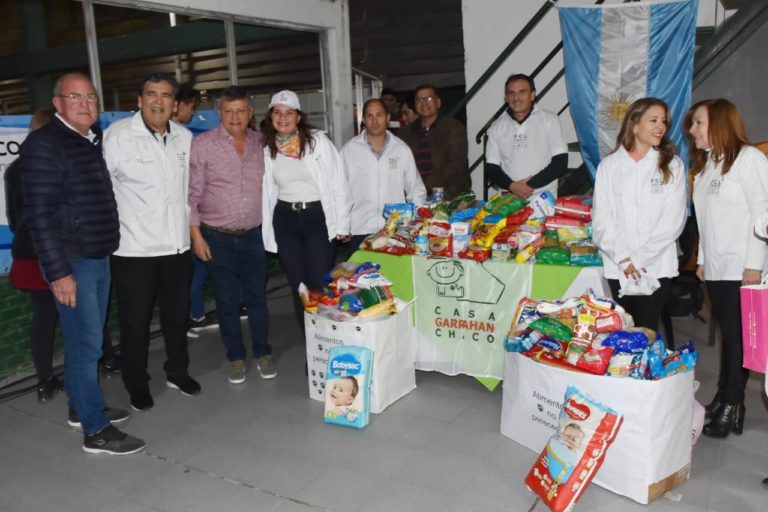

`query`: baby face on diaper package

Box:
[324,346,373,429]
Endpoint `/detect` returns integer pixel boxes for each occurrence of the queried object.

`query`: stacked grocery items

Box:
[504,291,698,379]
[299,261,400,321]
[361,190,601,266]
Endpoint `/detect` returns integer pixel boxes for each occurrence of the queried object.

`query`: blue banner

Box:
[0,110,221,275]
[559,0,698,178]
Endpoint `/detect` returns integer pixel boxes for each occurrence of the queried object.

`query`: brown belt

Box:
[200,223,254,236]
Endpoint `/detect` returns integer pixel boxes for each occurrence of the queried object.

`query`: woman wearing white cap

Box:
[261,90,352,331]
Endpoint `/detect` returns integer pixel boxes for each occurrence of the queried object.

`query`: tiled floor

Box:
[1,278,766,511]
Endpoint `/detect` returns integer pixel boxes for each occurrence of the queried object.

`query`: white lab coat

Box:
[592,147,687,280]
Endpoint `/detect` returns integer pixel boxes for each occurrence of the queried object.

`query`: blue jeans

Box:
[56,257,111,434]
[189,254,208,320]
[202,226,270,361]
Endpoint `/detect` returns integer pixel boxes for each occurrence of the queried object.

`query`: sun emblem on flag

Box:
[600,92,636,130]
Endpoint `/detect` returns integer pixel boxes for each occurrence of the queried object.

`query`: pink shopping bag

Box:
[740,283,768,373]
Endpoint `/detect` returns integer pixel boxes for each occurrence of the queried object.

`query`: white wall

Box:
[106,0,354,145]
[462,0,576,195]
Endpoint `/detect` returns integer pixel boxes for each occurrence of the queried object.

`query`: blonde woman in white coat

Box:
[686,98,768,439]
[593,98,687,332]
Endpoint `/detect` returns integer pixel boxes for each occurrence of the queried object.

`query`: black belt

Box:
[278,200,322,212]
[200,223,255,236]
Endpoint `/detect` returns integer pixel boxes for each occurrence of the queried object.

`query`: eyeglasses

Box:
[415,96,437,104]
[58,93,98,104]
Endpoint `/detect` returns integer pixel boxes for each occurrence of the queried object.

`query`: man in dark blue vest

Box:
[21,73,145,455]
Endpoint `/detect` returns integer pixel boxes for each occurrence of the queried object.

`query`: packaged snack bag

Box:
[535,247,571,265]
[492,241,514,262]
[428,220,452,256]
[324,346,373,428]
[529,317,573,343]
[451,221,471,256]
[506,205,534,226]
[458,245,492,262]
[529,190,557,218]
[544,215,586,230]
[515,237,544,263]
[569,242,602,266]
[525,386,623,512]
[554,195,593,221]
[483,192,527,216]
[382,203,415,225]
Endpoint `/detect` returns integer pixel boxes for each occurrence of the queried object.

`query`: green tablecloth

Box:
[349,251,608,390]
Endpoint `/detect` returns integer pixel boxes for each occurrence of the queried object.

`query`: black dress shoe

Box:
[130,390,154,412]
[702,403,745,439]
[704,392,722,420]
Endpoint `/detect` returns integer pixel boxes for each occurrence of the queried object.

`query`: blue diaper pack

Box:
[324,346,373,429]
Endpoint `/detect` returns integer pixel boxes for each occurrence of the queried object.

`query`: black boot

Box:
[704,392,722,420]
[702,403,745,439]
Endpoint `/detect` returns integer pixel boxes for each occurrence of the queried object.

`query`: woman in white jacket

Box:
[592,98,687,332]
[687,98,768,439]
[261,90,351,332]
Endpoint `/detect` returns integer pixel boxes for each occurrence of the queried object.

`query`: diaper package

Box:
[524,385,623,512]
[324,346,373,429]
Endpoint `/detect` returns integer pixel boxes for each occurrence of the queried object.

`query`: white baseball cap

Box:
[269,90,301,110]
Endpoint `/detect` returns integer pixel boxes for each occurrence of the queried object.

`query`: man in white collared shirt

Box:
[342,98,427,251]
[104,73,200,412]
[485,74,568,199]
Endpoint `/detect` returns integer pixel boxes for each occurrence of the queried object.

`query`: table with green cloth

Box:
[348,250,609,390]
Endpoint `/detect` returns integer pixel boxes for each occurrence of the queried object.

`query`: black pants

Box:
[111,252,193,394]
[273,202,337,333]
[607,277,672,332]
[27,289,59,381]
[706,280,749,404]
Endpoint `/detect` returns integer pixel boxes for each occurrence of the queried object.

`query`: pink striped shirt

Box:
[189,125,264,230]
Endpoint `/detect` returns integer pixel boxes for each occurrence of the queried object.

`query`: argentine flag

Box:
[559,0,698,179]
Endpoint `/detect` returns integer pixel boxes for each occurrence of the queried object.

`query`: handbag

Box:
[740,274,768,373]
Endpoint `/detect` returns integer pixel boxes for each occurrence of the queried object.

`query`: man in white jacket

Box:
[104,73,201,413]
[341,98,426,252]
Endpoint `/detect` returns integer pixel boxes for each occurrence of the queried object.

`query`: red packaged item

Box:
[523,337,567,360]
[555,195,593,221]
[576,345,614,375]
[544,215,586,230]
[525,386,623,512]
[595,311,624,333]
[428,220,452,257]
[534,351,589,373]
[458,245,491,262]
[506,205,534,226]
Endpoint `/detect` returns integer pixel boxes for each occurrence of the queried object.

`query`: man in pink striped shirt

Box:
[188,85,276,385]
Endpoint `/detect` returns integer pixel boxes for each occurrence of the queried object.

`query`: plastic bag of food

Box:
[535,247,571,265]
[458,245,491,262]
[506,205,534,226]
[601,330,649,354]
[555,195,593,221]
[544,215,587,230]
[428,220,452,256]
[569,242,602,266]
[528,317,572,343]
[529,190,556,218]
